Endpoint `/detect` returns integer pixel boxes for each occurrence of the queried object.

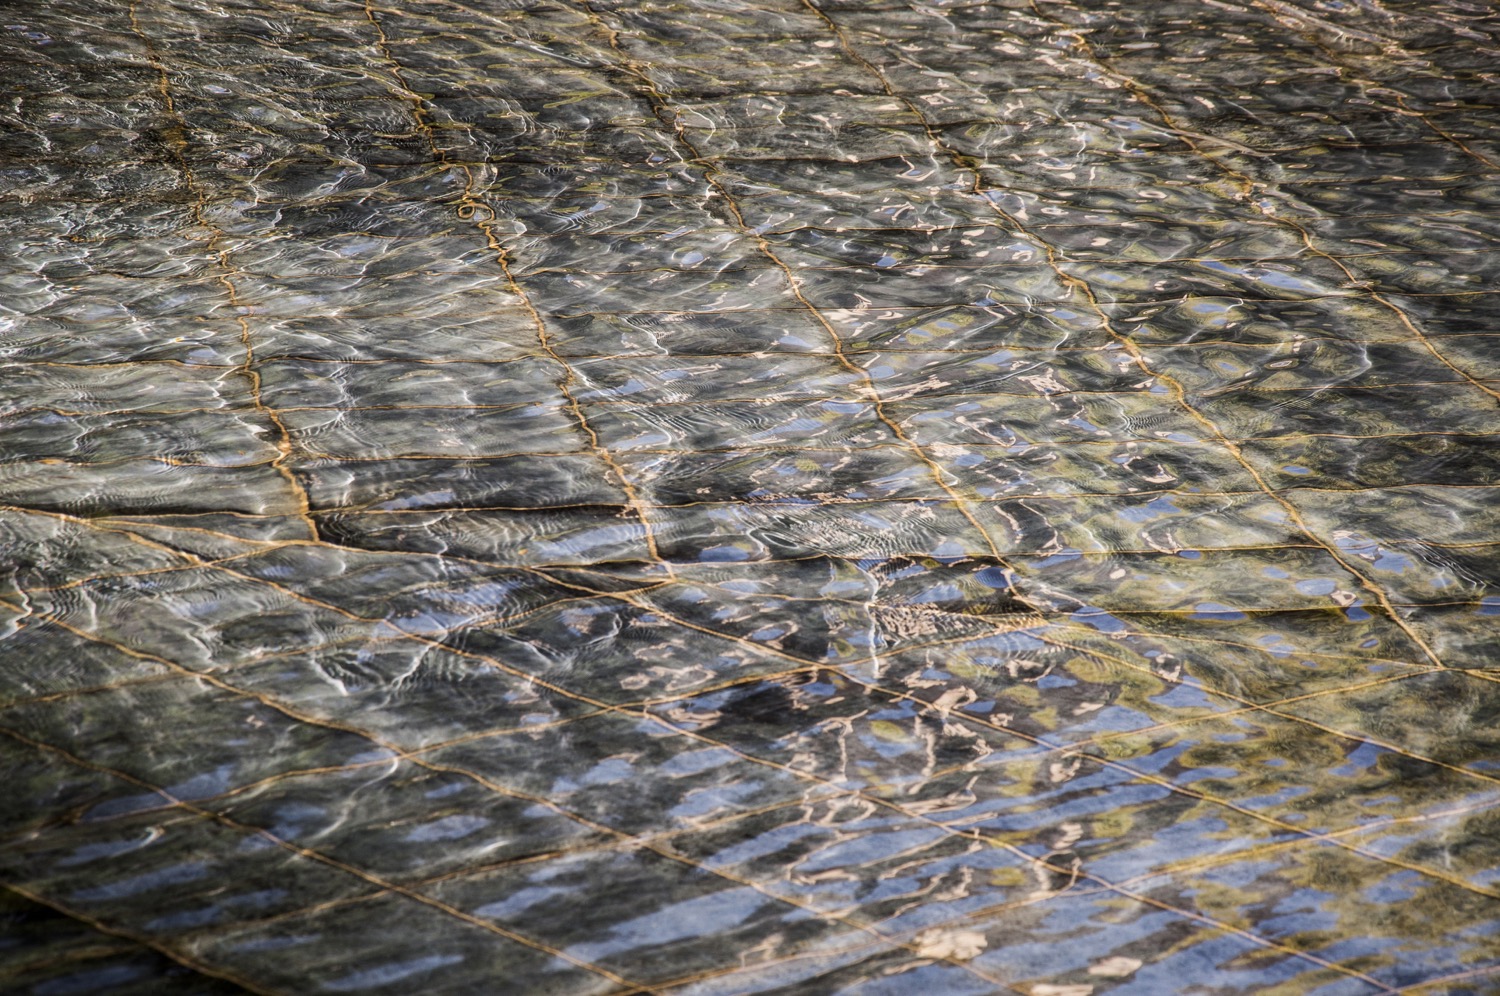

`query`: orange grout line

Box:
[1,883,282,996]
[0,725,649,991]
[358,0,677,578]
[807,0,1481,690]
[125,0,320,541]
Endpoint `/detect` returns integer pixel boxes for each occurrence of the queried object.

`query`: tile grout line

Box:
[124,0,321,541]
[800,0,1485,692]
[358,0,675,577]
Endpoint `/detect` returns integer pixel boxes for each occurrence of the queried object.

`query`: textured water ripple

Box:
[2,0,1499,992]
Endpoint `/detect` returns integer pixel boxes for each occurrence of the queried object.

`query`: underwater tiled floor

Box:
[3,0,1500,992]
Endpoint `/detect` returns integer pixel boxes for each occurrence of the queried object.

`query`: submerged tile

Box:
[3,0,1499,989]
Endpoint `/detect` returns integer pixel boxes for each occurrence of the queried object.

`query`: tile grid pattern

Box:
[2,0,1499,993]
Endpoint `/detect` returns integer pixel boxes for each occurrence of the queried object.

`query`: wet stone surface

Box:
[2,0,1500,992]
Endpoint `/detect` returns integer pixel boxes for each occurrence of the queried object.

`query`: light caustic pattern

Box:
[2,0,1499,992]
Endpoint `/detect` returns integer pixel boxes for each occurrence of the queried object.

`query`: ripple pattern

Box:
[3,0,1500,992]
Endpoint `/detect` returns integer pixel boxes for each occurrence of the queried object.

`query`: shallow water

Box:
[3,0,1500,992]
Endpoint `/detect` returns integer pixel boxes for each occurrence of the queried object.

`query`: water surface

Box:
[3,0,1500,992]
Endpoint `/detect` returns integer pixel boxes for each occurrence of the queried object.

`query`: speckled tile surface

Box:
[2,0,1500,992]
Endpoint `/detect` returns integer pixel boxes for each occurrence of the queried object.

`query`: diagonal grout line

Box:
[38,480,1428,984]
[1395,961,1500,994]
[1036,637,1497,776]
[1247,0,1500,174]
[561,0,1049,622]
[0,572,1432,991]
[0,504,1064,704]
[669,568,1436,667]
[1022,0,1500,406]
[799,0,1497,695]
[0,691,1313,994]
[612,714,1400,989]
[64,514,672,602]
[10,687,1032,994]
[0,726,651,993]
[3,550,302,605]
[0,496,1033,671]
[612,936,906,995]
[1116,793,1500,888]
[8,501,1496,827]
[0,593,1032,993]
[1123,666,1500,796]
[2,597,1434,847]
[9,702,590,834]
[565,748,1500,991]
[357,0,675,579]
[0,883,276,996]
[608,881,1103,995]
[179,828,1059,996]
[832,661,1500,902]
[23,5,1500,978]
[926,795,1500,943]
[905,667,1439,792]
[515,575,1500,905]
[13,496,1495,714]
[163,788,840,941]
[21,777,584,915]
[124,0,319,542]
[0,941,143,984]
[122,527,1500,794]
[8,535,1426,992]
[1085,622,1436,670]
[2,669,200,712]
[0,552,626,637]
[0,506,687,654]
